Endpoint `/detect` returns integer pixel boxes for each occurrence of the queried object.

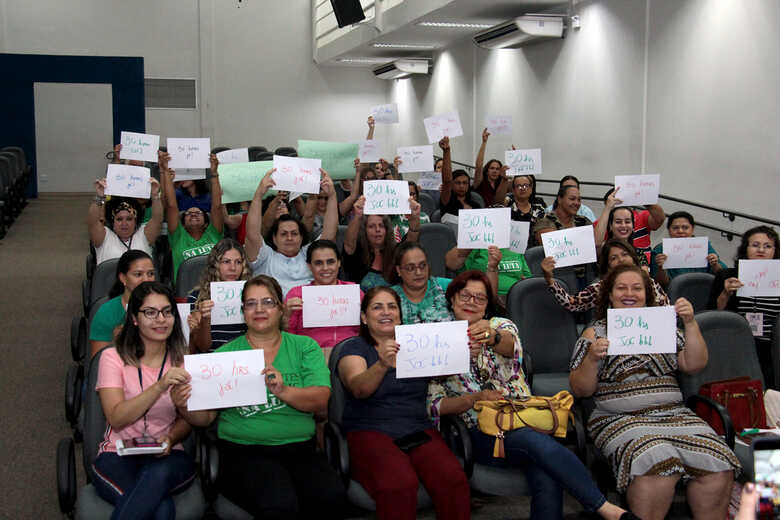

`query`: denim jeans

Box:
[91,450,196,520]
[470,427,606,520]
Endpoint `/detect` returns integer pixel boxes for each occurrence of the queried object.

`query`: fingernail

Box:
[746,482,754,492]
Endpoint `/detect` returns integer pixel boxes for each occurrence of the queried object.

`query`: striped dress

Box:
[570,320,740,493]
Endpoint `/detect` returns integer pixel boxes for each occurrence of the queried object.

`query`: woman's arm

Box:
[339,160,362,217]
[494,166,511,206]
[301,194,317,234]
[439,137,453,206]
[445,246,470,271]
[244,168,276,262]
[403,197,422,243]
[161,416,192,448]
[473,128,488,188]
[486,246,501,300]
[159,151,181,235]
[645,203,666,231]
[87,179,108,247]
[265,363,330,414]
[342,196,364,255]
[366,115,375,140]
[653,252,671,288]
[143,178,163,244]
[675,298,708,374]
[593,188,621,247]
[339,339,398,398]
[319,171,339,241]
[209,154,225,233]
[438,390,502,416]
[569,328,604,398]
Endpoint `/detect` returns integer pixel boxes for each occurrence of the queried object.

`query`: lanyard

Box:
[137,349,168,436]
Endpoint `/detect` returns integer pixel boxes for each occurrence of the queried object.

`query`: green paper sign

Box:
[297,140,359,180]
[218,161,273,204]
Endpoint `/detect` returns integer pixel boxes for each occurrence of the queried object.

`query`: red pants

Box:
[346,428,470,520]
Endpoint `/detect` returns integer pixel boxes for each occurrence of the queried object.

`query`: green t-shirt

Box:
[216,332,331,446]
[461,248,532,296]
[88,296,126,342]
[170,222,223,281]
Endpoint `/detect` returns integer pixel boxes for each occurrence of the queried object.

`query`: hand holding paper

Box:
[607,306,677,355]
[120,131,160,163]
[363,180,411,215]
[395,321,470,378]
[184,350,267,410]
[105,164,152,199]
[541,226,597,268]
[272,155,322,194]
[614,175,660,206]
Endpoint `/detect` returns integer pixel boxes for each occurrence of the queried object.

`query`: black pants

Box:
[217,438,348,520]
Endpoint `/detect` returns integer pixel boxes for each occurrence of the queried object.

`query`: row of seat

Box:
[0,146,31,238]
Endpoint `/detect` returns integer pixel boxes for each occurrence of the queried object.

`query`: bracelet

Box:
[94,195,105,206]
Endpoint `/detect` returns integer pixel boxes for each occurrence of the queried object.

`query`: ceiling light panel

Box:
[417,22,494,29]
[372,43,436,49]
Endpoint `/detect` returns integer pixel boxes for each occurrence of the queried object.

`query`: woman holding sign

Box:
[285,239,363,361]
[429,270,636,520]
[187,238,252,353]
[337,287,470,520]
[88,176,163,264]
[439,137,483,218]
[92,282,196,519]
[708,225,780,386]
[570,265,740,520]
[391,242,454,324]
[472,128,508,207]
[172,275,347,518]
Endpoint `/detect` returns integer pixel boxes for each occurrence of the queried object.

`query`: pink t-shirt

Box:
[285,280,363,351]
[96,347,182,454]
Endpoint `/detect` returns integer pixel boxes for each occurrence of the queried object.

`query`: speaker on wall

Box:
[330,0,366,28]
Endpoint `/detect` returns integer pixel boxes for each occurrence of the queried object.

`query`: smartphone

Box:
[393,431,431,453]
[753,437,780,518]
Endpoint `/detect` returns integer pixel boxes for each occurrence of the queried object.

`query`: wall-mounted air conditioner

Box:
[373,59,429,80]
[474,15,565,49]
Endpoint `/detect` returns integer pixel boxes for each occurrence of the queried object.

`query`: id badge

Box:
[746,312,764,337]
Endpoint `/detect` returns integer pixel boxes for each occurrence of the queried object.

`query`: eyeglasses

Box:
[400,261,428,273]
[749,242,775,250]
[242,298,279,311]
[139,307,175,320]
[184,211,203,217]
[515,183,531,190]
[220,258,243,267]
[457,290,488,305]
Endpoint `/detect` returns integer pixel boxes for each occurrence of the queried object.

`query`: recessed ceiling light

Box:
[337,57,397,64]
[417,22,494,29]
[372,43,436,49]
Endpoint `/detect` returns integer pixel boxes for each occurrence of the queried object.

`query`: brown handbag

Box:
[698,376,766,434]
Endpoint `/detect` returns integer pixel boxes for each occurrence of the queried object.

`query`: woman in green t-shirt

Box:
[171,275,347,518]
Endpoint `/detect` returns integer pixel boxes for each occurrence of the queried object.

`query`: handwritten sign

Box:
[184,350,267,410]
[370,103,399,124]
[297,140,359,180]
[607,306,677,355]
[417,171,441,191]
[216,148,249,164]
[302,285,361,327]
[457,208,511,249]
[662,237,709,269]
[396,321,470,378]
[167,138,211,169]
[174,168,207,181]
[120,131,160,163]
[210,281,247,325]
[737,260,780,297]
[397,145,434,174]
[358,140,381,163]
[219,161,273,204]
[177,303,191,344]
[614,174,660,206]
[272,155,321,194]
[363,180,411,215]
[423,111,464,144]
[509,221,531,254]
[541,226,597,268]
[505,148,542,176]
[105,164,151,198]
[485,115,512,135]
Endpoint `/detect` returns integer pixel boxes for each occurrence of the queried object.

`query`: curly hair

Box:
[736,225,779,262]
[194,238,251,307]
[595,264,656,320]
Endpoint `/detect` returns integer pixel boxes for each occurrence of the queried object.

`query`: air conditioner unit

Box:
[372,59,429,80]
[474,15,565,49]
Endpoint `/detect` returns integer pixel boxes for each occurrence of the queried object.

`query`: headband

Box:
[112,202,137,220]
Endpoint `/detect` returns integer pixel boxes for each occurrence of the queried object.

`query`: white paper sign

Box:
[363,180,411,215]
[737,260,780,297]
[395,321,470,378]
[184,350,267,410]
[505,148,542,176]
[457,208,511,249]
[662,237,709,269]
[541,226,598,268]
[272,155,322,194]
[423,111,464,144]
[485,115,512,135]
[167,138,211,169]
[358,140,381,163]
[509,221,531,254]
[614,174,660,206]
[177,303,191,344]
[105,164,152,198]
[607,306,677,355]
[417,171,441,191]
[216,148,249,165]
[174,168,207,181]
[302,285,361,328]
[120,131,160,163]
[397,145,434,174]
[370,103,399,124]
[210,281,247,325]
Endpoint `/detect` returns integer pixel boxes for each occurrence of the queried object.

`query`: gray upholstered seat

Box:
[418,223,457,278]
[667,272,715,312]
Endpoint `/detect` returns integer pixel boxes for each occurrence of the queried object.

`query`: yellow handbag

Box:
[473,390,574,458]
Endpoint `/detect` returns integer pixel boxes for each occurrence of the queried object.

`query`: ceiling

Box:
[317,0,571,67]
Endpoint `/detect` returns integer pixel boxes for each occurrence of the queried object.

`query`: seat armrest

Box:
[196,427,220,501]
[686,394,735,449]
[440,415,474,479]
[324,422,350,486]
[570,405,587,462]
[57,437,77,514]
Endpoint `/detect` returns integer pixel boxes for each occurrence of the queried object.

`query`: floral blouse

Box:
[548,278,670,313]
[427,317,531,429]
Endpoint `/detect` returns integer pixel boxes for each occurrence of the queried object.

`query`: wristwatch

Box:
[492,330,502,346]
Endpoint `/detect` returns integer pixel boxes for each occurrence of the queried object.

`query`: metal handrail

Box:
[437,155,778,239]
